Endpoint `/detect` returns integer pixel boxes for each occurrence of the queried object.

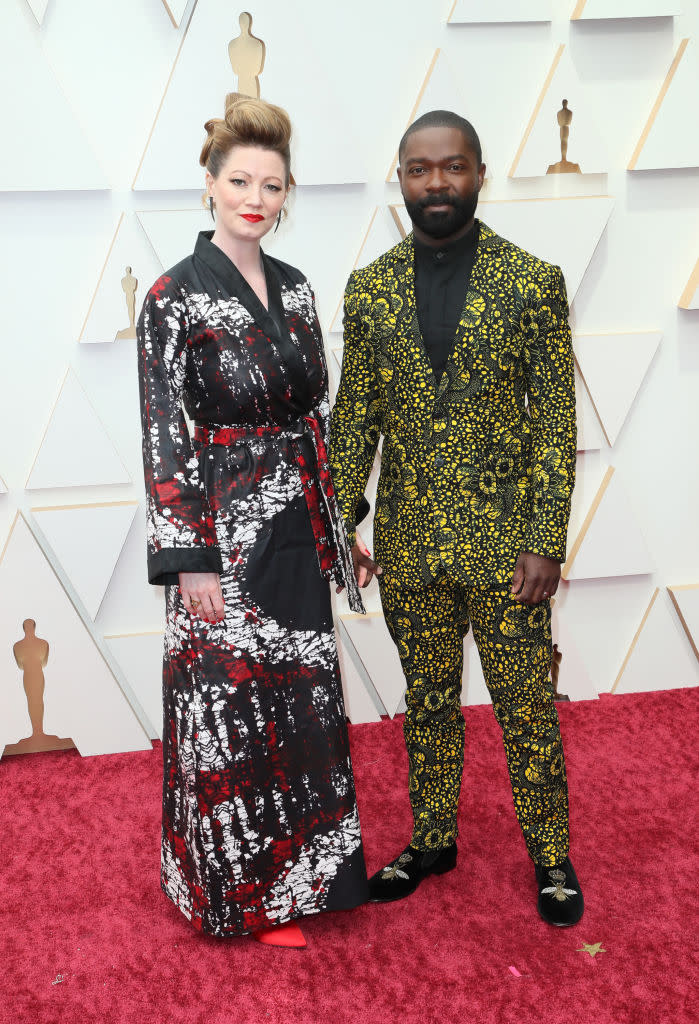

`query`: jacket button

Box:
[434,455,445,468]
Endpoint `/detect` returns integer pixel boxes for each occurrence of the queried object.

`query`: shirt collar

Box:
[413,219,480,266]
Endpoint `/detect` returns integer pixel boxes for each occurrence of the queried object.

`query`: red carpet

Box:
[2,688,698,1024]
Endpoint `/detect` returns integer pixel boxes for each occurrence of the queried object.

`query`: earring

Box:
[209,196,215,220]
[274,209,283,233]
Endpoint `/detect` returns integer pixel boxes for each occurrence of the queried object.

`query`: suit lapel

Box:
[392,235,439,400]
[435,221,496,403]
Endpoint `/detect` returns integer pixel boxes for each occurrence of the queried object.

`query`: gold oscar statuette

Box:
[228,12,266,98]
[3,619,74,756]
[547,100,582,175]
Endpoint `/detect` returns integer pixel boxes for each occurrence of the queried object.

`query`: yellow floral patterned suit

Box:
[329,223,577,866]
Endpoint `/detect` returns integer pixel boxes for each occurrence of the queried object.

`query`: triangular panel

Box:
[390,196,614,303]
[612,588,699,694]
[387,49,469,181]
[572,0,681,19]
[0,3,105,190]
[161,0,190,28]
[79,214,163,345]
[340,613,405,719]
[329,207,403,334]
[575,332,661,446]
[550,602,597,700]
[668,585,699,666]
[449,1,552,22]
[510,45,609,178]
[26,369,131,490]
[0,514,150,757]
[461,637,490,706]
[629,39,699,171]
[679,258,699,310]
[105,632,165,739]
[134,0,366,189]
[563,466,654,581]
[336,627,382,725]
[25,0,50,25]
[0,475,7,495]
[574,363,607,452]
[33,503,138,620]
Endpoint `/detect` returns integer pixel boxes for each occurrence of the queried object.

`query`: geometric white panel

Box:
[449,1,552,22]
[550,602,597,700]
[461,637,490,706]
[510,45,609,177]
[391,196,615,304]
[0,514,150,758]
[0,2,105,189]
[612,588,699,695]
[105,632,165,740]
[571,0,681,19]
[387,49,469,181]
[161,0,189,28]
[0,475,7,494]
[339,613,406,719]
[32,503,138,619]
[575,332,661,446]
[629,39,699,171]
[134,0,366,189]
[79,214,163,345]
[668,585,699,665]
[563,466,654,581]
[336,626,382,725]
[26,369,131,490]
[25,0,50,25]
[328,207,403,334]
[679,258,699,310]
[137,209,211,274]
[575,363,608,453]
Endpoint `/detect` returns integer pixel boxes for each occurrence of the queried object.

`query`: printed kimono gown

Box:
[137,230,368,936]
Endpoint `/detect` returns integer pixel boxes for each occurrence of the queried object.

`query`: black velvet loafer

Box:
[368,843,458,903]
[535,856,584,927]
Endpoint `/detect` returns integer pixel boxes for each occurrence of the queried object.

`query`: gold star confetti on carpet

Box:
[577,942,606,958]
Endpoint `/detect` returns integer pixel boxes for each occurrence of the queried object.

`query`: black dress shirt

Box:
[414,220,480,383]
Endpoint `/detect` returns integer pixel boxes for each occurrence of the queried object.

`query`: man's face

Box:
[398,125,485,242]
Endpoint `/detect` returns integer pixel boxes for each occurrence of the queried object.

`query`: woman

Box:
[137,93,368,948]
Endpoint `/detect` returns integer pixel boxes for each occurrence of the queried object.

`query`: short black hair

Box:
[398,110,482,166]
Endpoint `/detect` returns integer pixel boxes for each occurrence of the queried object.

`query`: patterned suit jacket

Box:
[329,221,577,589]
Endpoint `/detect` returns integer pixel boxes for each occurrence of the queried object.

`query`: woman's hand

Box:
[352,532,382,589]
[179,572,225,623]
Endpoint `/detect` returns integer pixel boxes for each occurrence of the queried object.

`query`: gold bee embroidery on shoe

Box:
[381,852,413,881]
[541,868,578,903]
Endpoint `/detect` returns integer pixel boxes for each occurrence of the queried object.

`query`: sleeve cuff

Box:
[147,546,223,587]
[355,496,370,526]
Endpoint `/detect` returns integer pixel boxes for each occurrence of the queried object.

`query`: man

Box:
[329,110,583,927]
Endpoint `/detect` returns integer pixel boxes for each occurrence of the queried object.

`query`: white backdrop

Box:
[1,0,698,753]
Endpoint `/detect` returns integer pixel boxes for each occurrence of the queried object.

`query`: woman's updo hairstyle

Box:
[200,92,293,187]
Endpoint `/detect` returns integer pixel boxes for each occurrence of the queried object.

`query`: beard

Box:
[403,188,479,240]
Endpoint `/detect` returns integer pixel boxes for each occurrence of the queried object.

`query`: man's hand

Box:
[349,532,382,589]
[510,552,561,605]
[179,571,225,623]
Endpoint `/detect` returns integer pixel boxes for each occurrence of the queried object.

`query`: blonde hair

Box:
[200,92,292,186]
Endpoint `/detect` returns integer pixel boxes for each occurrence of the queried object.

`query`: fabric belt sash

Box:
[194,418,364,614]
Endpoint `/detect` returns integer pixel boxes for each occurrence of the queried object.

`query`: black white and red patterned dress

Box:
[137,230,368,936]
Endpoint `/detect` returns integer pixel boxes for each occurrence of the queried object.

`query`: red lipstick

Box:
[241,214,264,223]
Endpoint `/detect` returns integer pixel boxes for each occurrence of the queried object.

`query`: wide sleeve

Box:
[137,274,223,586]
[329,274,383,547]
[523,265,577,561]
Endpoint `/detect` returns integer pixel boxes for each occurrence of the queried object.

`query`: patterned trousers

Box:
[379,573,569,867]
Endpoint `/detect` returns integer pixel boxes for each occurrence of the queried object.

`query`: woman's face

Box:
[206,145,287,243]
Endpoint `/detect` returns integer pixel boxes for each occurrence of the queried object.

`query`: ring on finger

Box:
[191,598,201,609]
